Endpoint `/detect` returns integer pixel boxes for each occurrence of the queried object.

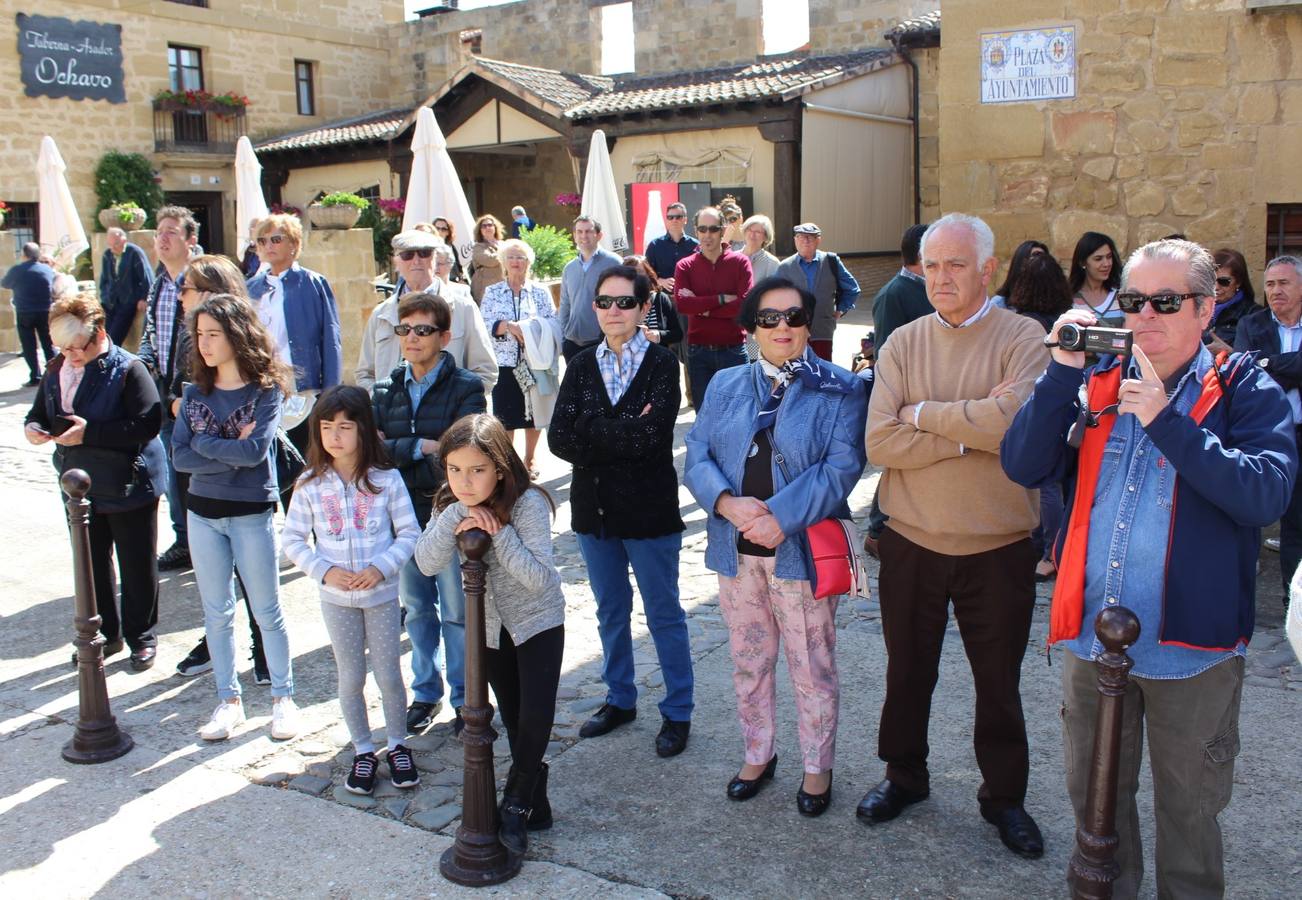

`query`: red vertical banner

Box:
[631,182,679,255]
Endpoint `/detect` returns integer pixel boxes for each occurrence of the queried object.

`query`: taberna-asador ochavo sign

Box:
[16,13,126,104]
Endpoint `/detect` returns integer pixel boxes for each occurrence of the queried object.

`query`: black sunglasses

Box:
[696,225,723,234]
[1115,291,1200,315]
[398,248,434,261]
[665,213,686,220]
[1215,276,1234,287]
[754,306,810,329]
[594,294,640,310]
[393,323,444,337]
[255,234,286,247]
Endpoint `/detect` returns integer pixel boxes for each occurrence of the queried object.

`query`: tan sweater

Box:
[866,306,1051,555]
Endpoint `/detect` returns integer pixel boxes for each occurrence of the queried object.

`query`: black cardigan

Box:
[548,342,684,539]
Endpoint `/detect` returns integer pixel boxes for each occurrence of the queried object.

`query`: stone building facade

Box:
[936,0,1302,269]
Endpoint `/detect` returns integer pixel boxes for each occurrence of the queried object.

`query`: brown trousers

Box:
[877,527,1037,810]
[1061,652,1243,900]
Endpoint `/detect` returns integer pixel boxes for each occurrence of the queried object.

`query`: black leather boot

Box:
[527,762,552,831]
[498,767,533,856]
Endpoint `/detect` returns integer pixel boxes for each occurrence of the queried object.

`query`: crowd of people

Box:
[13,197,1302,893]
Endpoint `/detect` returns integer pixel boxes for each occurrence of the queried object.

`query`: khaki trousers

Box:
[1061,652,1244,900]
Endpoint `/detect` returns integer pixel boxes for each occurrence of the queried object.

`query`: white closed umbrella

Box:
[580,130,628,254]
[640,189,667,254]
[36,136,88,269]
[235,136,270,257]
[403,106,476,265]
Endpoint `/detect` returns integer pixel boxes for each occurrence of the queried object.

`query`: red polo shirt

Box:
[673,248,753,346]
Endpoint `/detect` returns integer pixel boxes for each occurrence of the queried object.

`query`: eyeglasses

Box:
[1115,291,1200,315]
[754,306,810,329]
[725,216,741,224]
[434,224,450,232]
[256,234,287,247]
[594,294,640,310]
[665,213,686,221]
[398,248,434,261]
[393,324,444,337]
[1215,276,1234,287]
[696,225,723,234]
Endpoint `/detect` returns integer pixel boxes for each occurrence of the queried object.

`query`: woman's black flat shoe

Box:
[796,770,832,817]
[726,754,777,801]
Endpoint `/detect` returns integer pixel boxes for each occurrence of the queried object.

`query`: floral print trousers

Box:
[717,554,840,774]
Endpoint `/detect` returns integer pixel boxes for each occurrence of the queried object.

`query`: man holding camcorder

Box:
[1002,239,1297,899]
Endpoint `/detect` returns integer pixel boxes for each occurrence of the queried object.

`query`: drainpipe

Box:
[891,36,922,225]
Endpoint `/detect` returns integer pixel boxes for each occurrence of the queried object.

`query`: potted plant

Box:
[98,201,147,232]
[377,198,406,219]
[554,192,582,213]
[307,192,369,230]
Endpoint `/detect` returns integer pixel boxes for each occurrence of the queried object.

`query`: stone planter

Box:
[307,205,362,230]
[98,208,146,231]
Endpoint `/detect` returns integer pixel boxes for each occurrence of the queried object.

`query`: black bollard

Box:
[1069,606,1141,899]
[440,528,521,886]
[60,469,134,765]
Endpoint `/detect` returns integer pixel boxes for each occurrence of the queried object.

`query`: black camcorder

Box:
[1055,324,1133,357]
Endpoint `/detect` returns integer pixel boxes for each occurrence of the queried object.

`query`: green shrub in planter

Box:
[94,152,164,230]
[317,192,370,210]
[520,224,576,281]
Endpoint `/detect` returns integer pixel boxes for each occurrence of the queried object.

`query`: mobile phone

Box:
[48,415,75,436]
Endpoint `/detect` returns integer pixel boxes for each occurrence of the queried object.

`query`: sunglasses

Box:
[725,216,741,224]
[1215,276,1234,287]
[1115,291,1200,314]
[393,323,444,337]
[754,306,810,329]
[696,225,723,234]
[665,213,686,220]
[594,294,641,310]
[398,248,434,261]
[255,234,287,247]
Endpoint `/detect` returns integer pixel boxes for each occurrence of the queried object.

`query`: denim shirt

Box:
[684,357,868,580]
[1065,347,1245,678]
[404,357,445,460]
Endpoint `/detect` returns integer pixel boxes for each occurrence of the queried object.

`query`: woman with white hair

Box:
[741,215,781,361]
[479,238,559,475]
[24,293,167,671]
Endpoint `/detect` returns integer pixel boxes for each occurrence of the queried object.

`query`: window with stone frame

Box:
[3,202,38,261]
[295,60,316,116]
[1267,204,1302,259]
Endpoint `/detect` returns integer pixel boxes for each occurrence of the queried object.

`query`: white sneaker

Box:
[270,696,300,740]
[1265,537,1281,552]
[200,699,245,741]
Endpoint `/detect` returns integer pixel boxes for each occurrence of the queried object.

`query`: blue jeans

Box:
[686,343,748,410]
[188,509,293,700]
[1032,482,1065,563]
[160,417,187,545]
[576,531,694,721]
[400,555,466,708]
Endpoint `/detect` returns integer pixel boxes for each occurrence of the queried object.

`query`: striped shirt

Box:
[595,328,650,404]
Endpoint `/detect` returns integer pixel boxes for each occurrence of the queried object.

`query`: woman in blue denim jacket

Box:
[684,276,867,817]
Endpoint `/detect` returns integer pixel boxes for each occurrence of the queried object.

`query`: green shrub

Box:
[317,191,370,210]
[521,224,576,280]
[94,152,164,230]
[357,204,402,275]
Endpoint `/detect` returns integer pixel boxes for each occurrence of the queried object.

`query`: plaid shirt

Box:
[154,271,178,373]
[595,329,650,405]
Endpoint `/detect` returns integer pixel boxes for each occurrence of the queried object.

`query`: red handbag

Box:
[769,430,871,600]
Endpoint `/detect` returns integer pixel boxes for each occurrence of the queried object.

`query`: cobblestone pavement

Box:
[1,313,1299,898]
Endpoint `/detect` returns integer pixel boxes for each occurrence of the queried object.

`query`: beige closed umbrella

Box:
[580,129,629,254]
[234,136,270,257]
[403,106,476,266]
[37,135,89,269]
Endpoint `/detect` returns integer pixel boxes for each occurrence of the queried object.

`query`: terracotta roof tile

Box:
[255,108,410,153]
[564,50,896,119]
[885,11,941,48]
[472,58,613,110]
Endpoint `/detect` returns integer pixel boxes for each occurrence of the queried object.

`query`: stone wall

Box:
[298,228,379,384]
[808,0,939,55]
[450,142,579,235]
[936,0,1302,270]
[0,0,396,252]
[915,46,940,222]
[631,0,764,75]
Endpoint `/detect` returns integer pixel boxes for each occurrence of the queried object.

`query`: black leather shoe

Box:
[406,700,441,734]
[655,718,690,757]
[982,805,1044,859]
[727,755,777,801]
[855,778,929,825]
[129,646,157,671]
[797,770,833,817]
[527,762,552,831]
[579,703,636,738]
[158,542,191,571]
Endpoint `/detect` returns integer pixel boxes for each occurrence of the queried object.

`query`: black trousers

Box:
[877,527,1036,810]
[86,500,160,650]
[17,310,54,381]
[485,624,564,799]
[104,300,138,346]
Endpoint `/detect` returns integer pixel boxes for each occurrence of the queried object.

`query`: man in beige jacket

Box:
[858,213,1050,859]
